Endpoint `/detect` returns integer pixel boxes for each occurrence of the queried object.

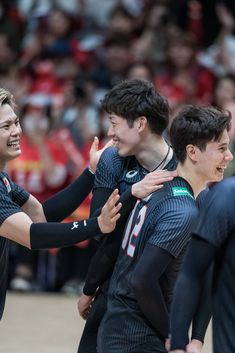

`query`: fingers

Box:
[148,169,178,177]
[109,202,122,219]
[112,212,121,223]
[148,170,177,179]
[90,136,99,153]
[143,170,177,185]
[105,201,122,220]
[105,190,121,218]
[77,295,94,320]
[149,176,173,185]
[107,189,120,206]
[99,190,122,233]
[81,307,91,320]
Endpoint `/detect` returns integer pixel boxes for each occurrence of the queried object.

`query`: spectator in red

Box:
[155,32,215,108]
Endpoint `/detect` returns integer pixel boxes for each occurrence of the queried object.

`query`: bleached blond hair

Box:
[0,88,14,108]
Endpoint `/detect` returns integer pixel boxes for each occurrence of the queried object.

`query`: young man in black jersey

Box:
[0,87,123,320]
[0,87,165,321]
[76,79,178,353]
[96,105,232,353]
[169,179,235,353]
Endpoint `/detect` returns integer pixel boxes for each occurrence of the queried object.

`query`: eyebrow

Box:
[218,141,229,147]
[0,117,18,126]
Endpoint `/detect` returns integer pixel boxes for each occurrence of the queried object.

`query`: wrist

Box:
[131,184,138,198]
[189,339,203,348]
[88,166,95,175]
[83,285,97,297]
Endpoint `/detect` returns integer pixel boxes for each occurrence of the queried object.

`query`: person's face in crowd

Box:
[107,114,142,157]
[194,129,233,182]
[48,10,70,38]
[109,13,134,35]
[214,77,235,107]
[0,104,22,166]
[105,45,131,72]
[168,44,194,69]
[127,64,152,82]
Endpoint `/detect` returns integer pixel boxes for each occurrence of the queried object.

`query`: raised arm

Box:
[23,137,113,223]
[0,189,121,249]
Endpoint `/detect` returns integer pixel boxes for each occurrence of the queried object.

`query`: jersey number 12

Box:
[122,201,147,257]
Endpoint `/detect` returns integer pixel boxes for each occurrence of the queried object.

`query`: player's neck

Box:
[177,163,207,198]
[0,160,6,172]
[136,137,172,172]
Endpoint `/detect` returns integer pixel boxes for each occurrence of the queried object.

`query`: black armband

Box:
[30,218,100,250]
[43,168,94,222]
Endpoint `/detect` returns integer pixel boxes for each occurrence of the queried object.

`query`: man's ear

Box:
[186,144,198,162]
[136,116,147,131]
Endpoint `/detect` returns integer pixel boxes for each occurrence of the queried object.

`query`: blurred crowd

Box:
[2,0,235,294]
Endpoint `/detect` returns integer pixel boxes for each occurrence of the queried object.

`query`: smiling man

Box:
[0,88,123,320]
[77,79,177,353]
[97,105,232,353]
[170,176,235,353]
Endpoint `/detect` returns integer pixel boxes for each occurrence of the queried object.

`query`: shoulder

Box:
[0,172,14,191]
[203,177,235,211]
[99,146,123,165]
[97,146,134,176]
[148,179,197,224]
[212,177,235,194]
[162,177,195,202]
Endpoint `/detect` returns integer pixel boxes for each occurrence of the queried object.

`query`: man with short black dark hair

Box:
[96,105,232,353]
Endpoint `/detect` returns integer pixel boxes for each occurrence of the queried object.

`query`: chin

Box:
[213,174,224,182]
[8,150,21,160]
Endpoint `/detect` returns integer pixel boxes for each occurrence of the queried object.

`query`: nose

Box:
[226,148,233,162]
[11,123,22,136]
[107,125,114,137]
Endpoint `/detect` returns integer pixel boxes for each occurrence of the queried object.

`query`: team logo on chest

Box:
[2,176,11,193]
[125,170,138,178]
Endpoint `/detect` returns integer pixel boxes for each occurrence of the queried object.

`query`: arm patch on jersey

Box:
[172,187,194,199]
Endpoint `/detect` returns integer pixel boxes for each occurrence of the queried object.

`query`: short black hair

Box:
[101,79,169,135]
[170,105,231,163]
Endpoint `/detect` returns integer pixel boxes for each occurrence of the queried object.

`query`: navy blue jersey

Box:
[0,172,29,319]
[194,177,235,353]
[94,146,177,194]
[89,146,177,295]
[98,177,199,353]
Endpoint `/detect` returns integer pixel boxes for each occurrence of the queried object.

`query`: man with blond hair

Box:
[0,87,122,319]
